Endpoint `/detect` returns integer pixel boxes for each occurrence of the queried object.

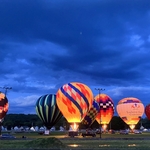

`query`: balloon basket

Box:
[68,131,80,137]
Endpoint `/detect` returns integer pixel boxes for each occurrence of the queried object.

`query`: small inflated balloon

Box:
[0,93,9,120]
[36,94,62,129]
[56,82,93,123]
[145,104,150,120]
[116,97,144,128]
[82,100,100,128]
[95,94,114,125]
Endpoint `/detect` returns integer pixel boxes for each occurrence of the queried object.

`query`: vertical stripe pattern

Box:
[35,94,62,129]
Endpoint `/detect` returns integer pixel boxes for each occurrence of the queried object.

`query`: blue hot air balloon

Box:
[36,94,62,129]
[81,100,100,128]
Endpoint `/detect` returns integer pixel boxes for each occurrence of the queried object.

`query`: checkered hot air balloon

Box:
[81,100,100,128]
[0,92,9,120]
[56,82,93,128]
[35,94,62,129]
[95,93,114,131]
[116,97,144,130]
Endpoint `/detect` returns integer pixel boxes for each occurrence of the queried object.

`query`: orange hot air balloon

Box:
[56,82,93,131]
[95,93,114,131]
[116,97,144,130]
[145,104,150,120]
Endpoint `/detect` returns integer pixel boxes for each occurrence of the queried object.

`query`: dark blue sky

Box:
[0,0,150,117]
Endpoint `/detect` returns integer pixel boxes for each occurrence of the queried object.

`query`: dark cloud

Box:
[0,0,149,117]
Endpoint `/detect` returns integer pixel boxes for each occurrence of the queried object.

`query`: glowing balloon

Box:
[116,97,144,129]
[145,104,150,120]
[95,94,114,130]
[0,92,9,120]
[56,82,93,131]
[81,100,100,128]
[36,94,62,129]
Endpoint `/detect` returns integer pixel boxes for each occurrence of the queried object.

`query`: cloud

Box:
[8,95,39,114]
[0,0,150,115]
[130,34,144,47]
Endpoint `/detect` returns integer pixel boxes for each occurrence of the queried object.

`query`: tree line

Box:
[2,114,150,130]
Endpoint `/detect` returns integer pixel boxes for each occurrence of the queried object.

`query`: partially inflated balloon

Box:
[95,94,114,126]
[82,100,100,128]
[116,97,144,129]
[56,82,93,124]
[0,93,9,120]
[36,94,62,129]
[145,104,150,120]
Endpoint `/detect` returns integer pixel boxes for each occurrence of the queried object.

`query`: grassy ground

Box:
[0,131,150,149]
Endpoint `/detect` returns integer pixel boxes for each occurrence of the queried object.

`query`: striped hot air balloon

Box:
[35,94,62,129]
[81,100,100,128]
[0,92,9,120]
[56,82,93,131]
[116,97,144,130]
[95,93,114,131]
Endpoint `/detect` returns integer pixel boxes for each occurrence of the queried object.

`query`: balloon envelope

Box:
[116,97,144,125]
[82,100,100,128]
[0,93,9,120]
[56,82,93,123]
[36,94,62,129]
[95,94,114,125]
[145,104,150,120]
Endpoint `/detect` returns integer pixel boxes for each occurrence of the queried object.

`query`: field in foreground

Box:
[0,131,150,149]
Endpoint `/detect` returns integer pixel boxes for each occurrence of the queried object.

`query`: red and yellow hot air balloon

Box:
[145,104,150,120]
[0,92,9,120]
[116,97,144,130]
[56,82,93,131]
[95,93,114,131]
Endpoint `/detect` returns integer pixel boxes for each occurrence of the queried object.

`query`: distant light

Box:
[68,144,80,147]
[128,144,136,147]
[99,144,110,147]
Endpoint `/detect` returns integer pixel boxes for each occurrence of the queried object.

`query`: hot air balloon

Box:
[116,97,144,130]
[36,94,62,130]
[145,104,150,120]
[81,100,100,128]
[95,93,114,132]
[56,82,93,131]
[0,92,9,135]
[0,92,9,120]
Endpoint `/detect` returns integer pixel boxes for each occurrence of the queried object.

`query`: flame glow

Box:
[129,124,135,130]
[102,124,107,131]
[70,123,79,131]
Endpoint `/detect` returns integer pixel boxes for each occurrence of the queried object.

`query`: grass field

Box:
[0,131,150,149]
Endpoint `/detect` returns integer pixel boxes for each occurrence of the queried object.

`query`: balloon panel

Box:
[116,97,144,125]
[0,93,9,119]
[56,82,93,123]
[145,104,150,120]
[82,100,100,127]
[95,94,114,124]
[36,94,62,129]
[118,97,141,104]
